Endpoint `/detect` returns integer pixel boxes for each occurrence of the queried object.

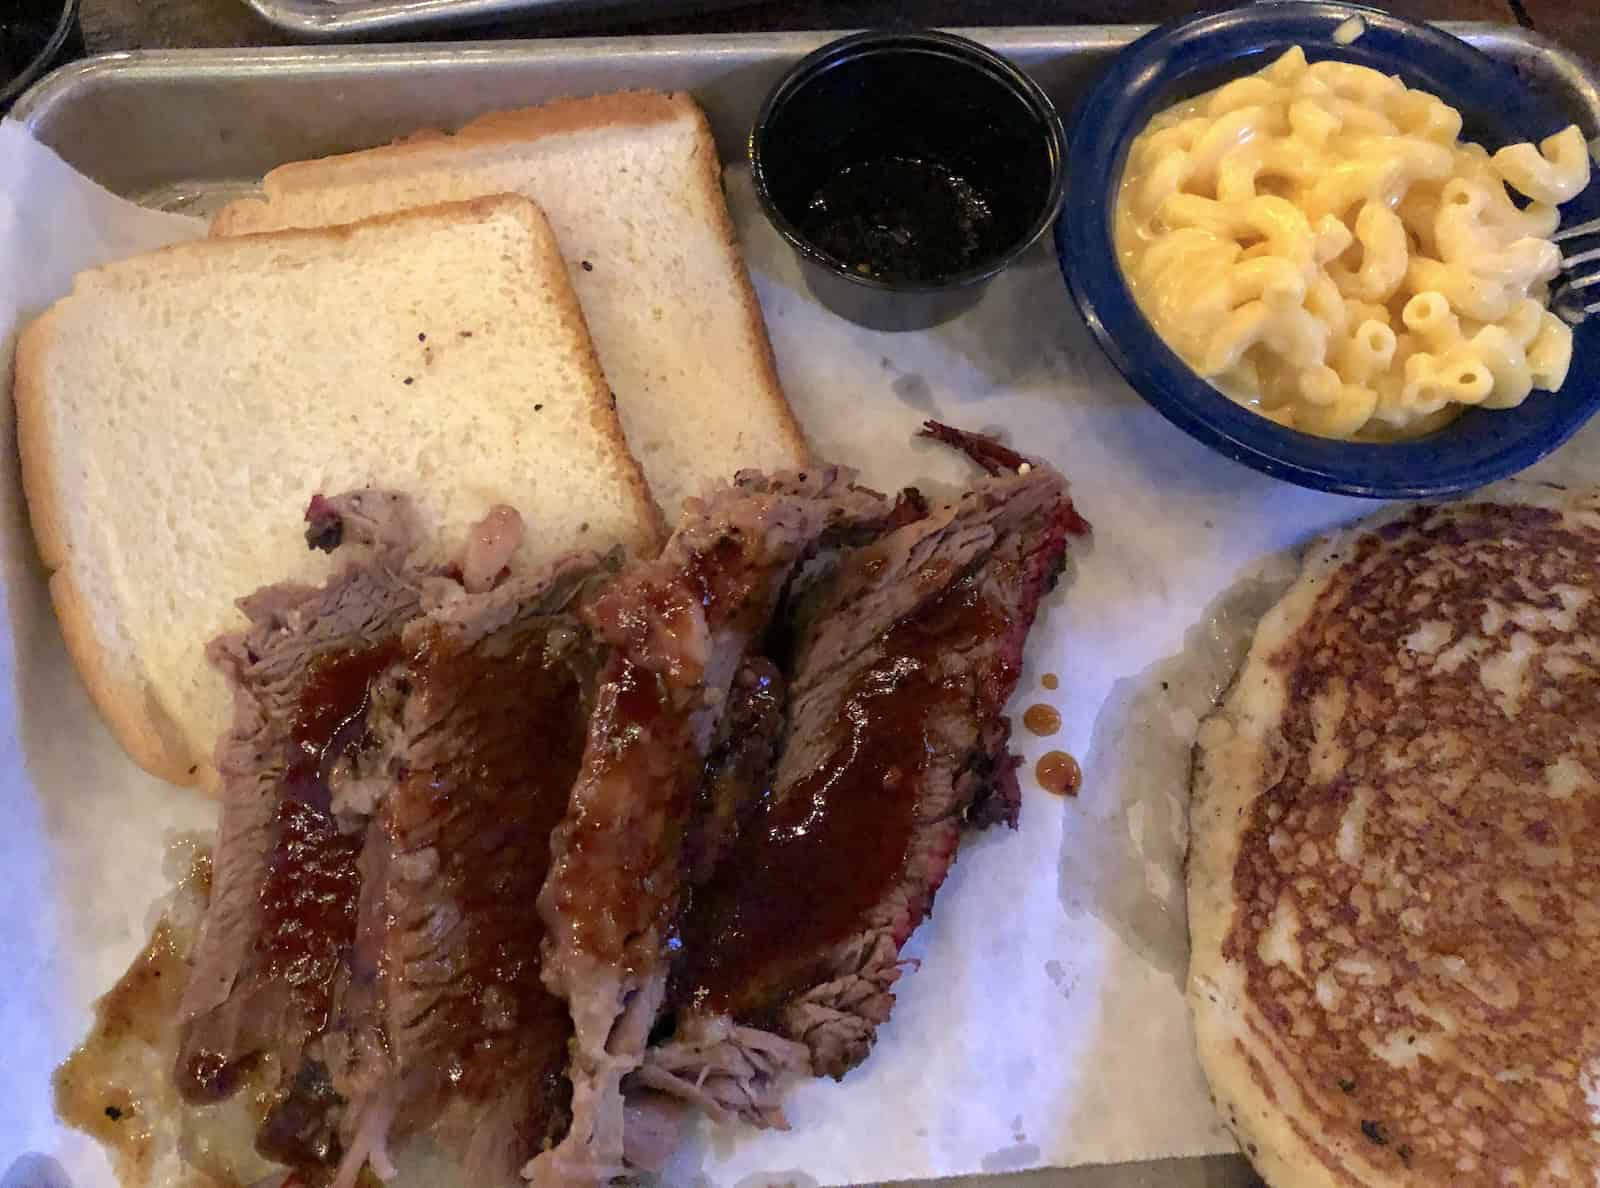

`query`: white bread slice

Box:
[16,194,661,787]
[211,90,810,522]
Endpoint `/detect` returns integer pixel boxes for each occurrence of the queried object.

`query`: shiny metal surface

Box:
[9,24,1598,1187]
[239,0,752,40]
[6,28,1141,201]
[1553,216,1600,323]
[14,26,1596,203]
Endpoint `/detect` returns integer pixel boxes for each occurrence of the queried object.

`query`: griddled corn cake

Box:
[1188,484,1600,1188]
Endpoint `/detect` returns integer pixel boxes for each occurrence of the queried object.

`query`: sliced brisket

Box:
[176,490,429,1123]
[682,657,786,889]
[528,468,892,1186]
[330,558,605,1188]
[170,436,1083,1186]
[177,491,598,1188]
[647,457,1086,1122]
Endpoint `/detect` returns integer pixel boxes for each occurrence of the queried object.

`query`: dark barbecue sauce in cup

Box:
[799,156,1003,284]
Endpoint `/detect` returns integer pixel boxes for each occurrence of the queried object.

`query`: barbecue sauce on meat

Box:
[254,1058,342,1167]
[686,533,761,614]
[549,538,758,963]
[683,660,786,887]
[284,640,402,811]
[675,572,1008,1017]
[267,642,400,1023]
[176,641,397,1105]
[391,620,588,1125]
[551,652,684,962]
[255,802,363,1031]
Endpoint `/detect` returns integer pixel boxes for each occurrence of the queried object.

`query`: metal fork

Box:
[1553,216,1600,325]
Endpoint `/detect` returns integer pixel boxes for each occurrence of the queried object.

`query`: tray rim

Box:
[6,27,1132,131]
[241,0,754,39]
[15,21,1593,135]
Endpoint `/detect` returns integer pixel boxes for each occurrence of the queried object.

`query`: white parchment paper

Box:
[2,120,1598,1187]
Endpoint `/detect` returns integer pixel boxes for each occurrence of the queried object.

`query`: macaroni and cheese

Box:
[1114,47,1591,440]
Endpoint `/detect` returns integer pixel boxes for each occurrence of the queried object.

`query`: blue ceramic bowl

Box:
[1056,1,1600,498]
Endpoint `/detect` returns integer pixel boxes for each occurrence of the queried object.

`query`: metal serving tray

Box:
[15,26,1599,207]
[238,0,752,43]
[10,24,1600,1188]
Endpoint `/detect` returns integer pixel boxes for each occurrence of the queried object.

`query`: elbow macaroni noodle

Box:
[1114,46,1591,440]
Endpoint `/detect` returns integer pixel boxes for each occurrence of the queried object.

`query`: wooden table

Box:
[80,0,1598,59]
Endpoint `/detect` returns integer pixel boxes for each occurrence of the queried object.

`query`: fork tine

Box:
[1550,217,1600,322]
[1551,285,1600,325]
[1564,245,1600,270]
[1553,215,1600,244]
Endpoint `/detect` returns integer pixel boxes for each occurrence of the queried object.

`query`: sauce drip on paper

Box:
[1022,703,1061,736]
[1036,750,1082,797]
[54,851,281,1186]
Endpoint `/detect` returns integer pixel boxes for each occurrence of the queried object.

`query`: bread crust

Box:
[51,571,202,786]
[1187,482,1600,1188]
[212,92,701,239]
[16,302,203,786]
[477,194,663,552]
[666,94,811,471]
[15,305,68,572]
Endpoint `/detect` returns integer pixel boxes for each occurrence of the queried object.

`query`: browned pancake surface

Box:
[1189,489,1600,1187]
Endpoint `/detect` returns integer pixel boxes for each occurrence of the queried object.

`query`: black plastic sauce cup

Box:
[751,30,1066,332]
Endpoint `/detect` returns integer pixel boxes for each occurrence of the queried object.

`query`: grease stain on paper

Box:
[890,371,935,410]
[0,1154,72,1188]
[733,1173,820,1188]
[1059,558,1299,989]
[980,1141,1042,1173]
[1044,957,1079,1000]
